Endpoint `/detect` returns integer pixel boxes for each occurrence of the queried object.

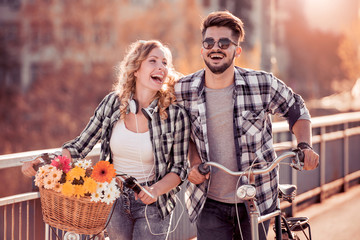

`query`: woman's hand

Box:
[134,173,181,204]
[21,158,41,177]
[135,185,158,205]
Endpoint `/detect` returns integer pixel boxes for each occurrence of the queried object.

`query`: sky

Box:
[303,0,359,33]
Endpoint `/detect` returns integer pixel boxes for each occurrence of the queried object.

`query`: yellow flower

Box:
[66,166,86,182]
[61,182,74,197]
[83,177,97,194]
[73,185,86,198]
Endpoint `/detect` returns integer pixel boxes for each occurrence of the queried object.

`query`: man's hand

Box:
[302,149,319,170]
[188,164,210,185]
[21,158,41,177]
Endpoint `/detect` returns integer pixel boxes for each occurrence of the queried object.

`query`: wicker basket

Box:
[39,187,114,235]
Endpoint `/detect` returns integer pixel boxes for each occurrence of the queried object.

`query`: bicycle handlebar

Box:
[198,149,304,176]
[117,174,155,199]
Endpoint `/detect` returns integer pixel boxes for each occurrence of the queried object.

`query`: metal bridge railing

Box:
[1,111,360,240]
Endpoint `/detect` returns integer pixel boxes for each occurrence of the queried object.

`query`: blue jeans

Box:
[196,198,275,240]
[107,187,172,240]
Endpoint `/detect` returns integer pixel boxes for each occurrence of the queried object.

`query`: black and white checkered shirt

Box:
[175,66,310,223]
[62,92,190,218]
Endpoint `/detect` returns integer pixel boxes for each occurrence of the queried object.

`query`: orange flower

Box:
[91,161,116,183]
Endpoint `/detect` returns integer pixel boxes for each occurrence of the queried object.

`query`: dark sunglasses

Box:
[202,37,238,50]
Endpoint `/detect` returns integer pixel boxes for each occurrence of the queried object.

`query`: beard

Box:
[203,51,236,74]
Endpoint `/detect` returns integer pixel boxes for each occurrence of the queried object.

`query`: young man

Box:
[175,11,319,240]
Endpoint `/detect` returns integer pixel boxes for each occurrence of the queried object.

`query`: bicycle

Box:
[198,149,312,240]
[23,153,154,240]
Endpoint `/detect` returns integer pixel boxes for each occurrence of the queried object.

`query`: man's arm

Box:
[292,119,319,170]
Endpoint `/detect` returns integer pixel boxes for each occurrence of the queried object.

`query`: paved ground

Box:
[268,184,360,240]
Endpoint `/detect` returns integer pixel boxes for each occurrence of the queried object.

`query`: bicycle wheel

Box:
[64,232,80,240]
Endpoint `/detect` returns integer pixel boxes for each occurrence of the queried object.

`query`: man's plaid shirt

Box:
[62,92,190,219]
[175,66,310,223]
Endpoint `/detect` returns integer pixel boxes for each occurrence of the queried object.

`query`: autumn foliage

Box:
[0,0,204,154]
[1,0,359,155]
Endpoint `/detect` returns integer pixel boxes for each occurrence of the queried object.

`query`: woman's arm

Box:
[137,106,190,204]
[62,93,117,160]
[61,148,72,162]
[137,173,181,204]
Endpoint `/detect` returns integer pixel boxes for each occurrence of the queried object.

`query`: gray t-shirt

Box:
[205,84,242,203]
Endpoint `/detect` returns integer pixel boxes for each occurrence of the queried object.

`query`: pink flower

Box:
[51,156,72,173]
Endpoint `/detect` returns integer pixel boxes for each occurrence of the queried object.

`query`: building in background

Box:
[1,0,359,97]
[0,0,260,92]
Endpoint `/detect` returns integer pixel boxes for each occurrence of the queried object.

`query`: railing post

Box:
[4,206,7,240]
[343,122,349,192]
[291,134,298,216]
[320,126,326,203]
[45,223,50,240]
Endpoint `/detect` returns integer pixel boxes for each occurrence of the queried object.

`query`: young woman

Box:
[22,40,190,240]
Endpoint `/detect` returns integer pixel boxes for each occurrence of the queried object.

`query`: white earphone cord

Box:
[235,153,275,240]
[135,112,183,236]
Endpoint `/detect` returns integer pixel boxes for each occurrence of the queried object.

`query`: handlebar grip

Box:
[198,163,210,175]
[33,152,60,171]
[124,177,141,194]
[298,150,305,163]
[295,149,305,163]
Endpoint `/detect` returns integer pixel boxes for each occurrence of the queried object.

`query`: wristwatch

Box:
[297,142,313,150]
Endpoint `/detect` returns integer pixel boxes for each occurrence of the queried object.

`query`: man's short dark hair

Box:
[201,11,245,44]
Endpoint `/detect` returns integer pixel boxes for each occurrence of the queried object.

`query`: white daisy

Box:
[37,166,49,178]
[91,192,102,202]
[75,159,92,169]
[34,174,44,187]
[83,159,92,169]
[74,161,84,168]
[96,181,108,192]
[43,176,55,189]
[106,181,120,198]
[101,191,116,204]
[45,165,56,171]
[49,169,63,182]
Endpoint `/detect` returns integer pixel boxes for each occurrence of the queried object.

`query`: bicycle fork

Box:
[247,199,260,240]
[247,198,283,240]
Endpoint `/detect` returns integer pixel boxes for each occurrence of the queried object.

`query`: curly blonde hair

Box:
[113,40,182,120]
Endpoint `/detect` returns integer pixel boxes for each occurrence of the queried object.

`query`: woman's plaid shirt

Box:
[175,66,310,222]
[62,92,190,219]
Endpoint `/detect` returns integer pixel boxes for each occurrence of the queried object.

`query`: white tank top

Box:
[109,120,155,183]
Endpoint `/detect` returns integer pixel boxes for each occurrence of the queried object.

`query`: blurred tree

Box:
[282,0,345,100]
[233,0,254,49]
[337,22,360,91]
[0,0,204,154]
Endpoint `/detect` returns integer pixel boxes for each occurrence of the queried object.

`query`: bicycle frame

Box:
[199,150,304,240]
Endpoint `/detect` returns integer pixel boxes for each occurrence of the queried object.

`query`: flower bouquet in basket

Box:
[34,155,120,235]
